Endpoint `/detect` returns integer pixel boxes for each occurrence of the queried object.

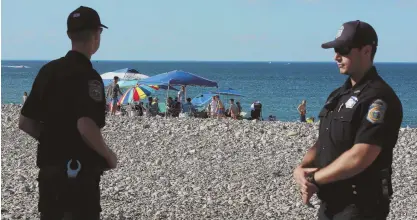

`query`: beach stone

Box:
[1,104,416,219]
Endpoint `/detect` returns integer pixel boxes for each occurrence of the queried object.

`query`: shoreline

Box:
[2,59,417,64]
[1,104,416,219]
[2,103,416,128]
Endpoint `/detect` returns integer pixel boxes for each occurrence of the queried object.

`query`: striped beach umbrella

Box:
[118,85,155,105]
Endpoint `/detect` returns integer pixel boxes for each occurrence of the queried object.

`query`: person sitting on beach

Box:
[297,100,307,122]
[228,99,239,119]
[23,92,28,104]
[182,97,196,116]
[268,115,277,121]
[165,97,174,117]
[306,117,315,123]
[144,97,152,116]
[236,101,242,115]
[134,102,145,116]
[170,97,181,117]
[150,97,160,116]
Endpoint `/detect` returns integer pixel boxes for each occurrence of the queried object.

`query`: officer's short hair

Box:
[67,29,98,43]
[371,46,377,61]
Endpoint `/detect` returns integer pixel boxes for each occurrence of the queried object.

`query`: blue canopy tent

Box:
[209,88,245,97]
[139,70,218,117]
[191,93,216,111]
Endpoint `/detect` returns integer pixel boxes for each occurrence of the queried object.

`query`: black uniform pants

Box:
[317,200,390,220]
[37,166,102,220]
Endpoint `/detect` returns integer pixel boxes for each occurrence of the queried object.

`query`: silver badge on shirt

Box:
[345,96,358,108]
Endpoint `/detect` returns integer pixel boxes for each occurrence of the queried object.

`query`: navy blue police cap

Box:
[67,6,108,32]
[321,20,378,49]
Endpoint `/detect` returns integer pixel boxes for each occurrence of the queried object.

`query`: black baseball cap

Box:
[67,6,108,32]
[321,20,378,49]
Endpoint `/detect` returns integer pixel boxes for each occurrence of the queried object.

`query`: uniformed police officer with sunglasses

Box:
[293,20,403,219]
[19,6,117,220]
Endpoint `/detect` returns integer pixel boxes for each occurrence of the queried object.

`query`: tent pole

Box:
[184,85,187,103]
[165,84,170,119]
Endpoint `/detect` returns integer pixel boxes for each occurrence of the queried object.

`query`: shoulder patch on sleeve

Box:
[88,80,103,102]
[366,99,387,124]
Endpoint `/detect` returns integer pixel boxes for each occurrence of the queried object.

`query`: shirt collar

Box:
[65,50,93,69]
[341,66,378,94]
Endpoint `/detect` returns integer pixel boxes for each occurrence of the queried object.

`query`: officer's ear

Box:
[361,45,373,59]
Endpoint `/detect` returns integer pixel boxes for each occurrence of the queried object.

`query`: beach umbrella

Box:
[116,80,179,91]
[101,68,149,87]
[118,85,155,105]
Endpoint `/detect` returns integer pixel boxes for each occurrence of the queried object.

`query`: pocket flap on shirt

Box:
[335,110,354,122]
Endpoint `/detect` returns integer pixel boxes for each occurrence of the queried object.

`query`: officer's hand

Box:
[106,149,118,169]
[293,166,318,186]
[301,181,318,205]
[302,190,316,207]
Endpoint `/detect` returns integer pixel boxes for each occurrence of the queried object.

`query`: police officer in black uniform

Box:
[18,6,118,220]
[293,20,403,219]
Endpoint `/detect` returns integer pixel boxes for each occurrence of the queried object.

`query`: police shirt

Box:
[314,66,403,201]
[21,50,107,168]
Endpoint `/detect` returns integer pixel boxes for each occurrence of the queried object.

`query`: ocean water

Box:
[2,60,417,127]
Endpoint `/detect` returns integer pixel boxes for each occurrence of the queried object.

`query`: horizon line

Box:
[2,59,417,64]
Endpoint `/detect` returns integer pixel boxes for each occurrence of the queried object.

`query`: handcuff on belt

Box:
[66,159,82,178]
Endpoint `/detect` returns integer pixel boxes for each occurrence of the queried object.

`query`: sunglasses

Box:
[334,47,352,56]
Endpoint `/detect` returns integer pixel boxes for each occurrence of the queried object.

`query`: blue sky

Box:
[2,0,417,62]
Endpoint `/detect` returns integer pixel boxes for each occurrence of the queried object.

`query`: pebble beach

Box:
[1,104,416,219]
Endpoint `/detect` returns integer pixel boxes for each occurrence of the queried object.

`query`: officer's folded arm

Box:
[314,143,382,185]
[299,140,319,168]
[18,114,41,140]
[77,117,112,160]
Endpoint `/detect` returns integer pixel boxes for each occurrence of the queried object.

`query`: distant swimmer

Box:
[297,100,307,122]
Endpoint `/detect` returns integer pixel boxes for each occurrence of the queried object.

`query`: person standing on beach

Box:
[293,20,403,219]
[18,6,117,220]
[23,91,28,104]
[106,76,123,115]
[297,100,307,122]
[209,96,218,118]
[178,85,186,104]
[215,95,225,118]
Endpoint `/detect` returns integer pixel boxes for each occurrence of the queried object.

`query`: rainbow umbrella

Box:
[118,85,155,105]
